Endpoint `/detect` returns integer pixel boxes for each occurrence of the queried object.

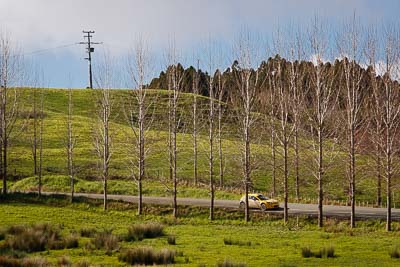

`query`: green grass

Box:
[0,87,397,207]
[0,194,400,266]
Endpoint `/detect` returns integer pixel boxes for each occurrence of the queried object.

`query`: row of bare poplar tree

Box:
[129,16,400,231]
[0,15,399,232]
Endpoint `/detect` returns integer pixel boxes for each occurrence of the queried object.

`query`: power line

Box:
[24,43,78,56]
[79,30,102,89]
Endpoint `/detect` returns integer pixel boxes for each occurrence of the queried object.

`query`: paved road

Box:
[39,191,400,221]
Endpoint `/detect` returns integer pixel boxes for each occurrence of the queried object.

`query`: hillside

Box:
[0,87,387,205]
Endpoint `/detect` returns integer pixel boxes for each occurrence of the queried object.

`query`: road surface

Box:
[38,191,400,221]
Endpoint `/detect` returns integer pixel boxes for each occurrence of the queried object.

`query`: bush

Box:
[91,232,119,252]
[301,247,313,258]
[167,235,176,245]
[79,227,97,238]
[74,260,90,267]
[119,247,175,265]
[64,235,79,249]
[0,256,21,267]
[301,246,335,258]
[0,229,5,241]
[7,227,48,252]
[125,223,164,241]
[23,256,50,267]
[7,225,27,235]
[0,256,49,267]
[390,246,400,258]
[4,223,78,253]
[216,259,247,267]
[223,238,252,247]
[57,256,71,267]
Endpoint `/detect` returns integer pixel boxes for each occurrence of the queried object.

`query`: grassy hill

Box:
[0,87,390,205]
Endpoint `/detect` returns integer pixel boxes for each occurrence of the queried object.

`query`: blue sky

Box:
[0,0,399,88]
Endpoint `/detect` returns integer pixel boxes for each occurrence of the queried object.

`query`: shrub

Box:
[216,259,247,267]
[91,232,119,252]
[390,246,400,258]
[0,229,5,241]
[0,256,21,267]
[126,223,164,241]
[4,223,77,252]
[324,246,335,258]
[0,256,49,267]
[118,247,175,265]
[7,227,48,252]
[74,260,90,267]
[79,227,97,238]
[7,225,26,235]
[301,246,335,258]
[223,238,252,247]
[167,235,176,245]
[57,256,71,267]
[64,235,79,249]
[301,247,313,258]
[23,256,49,267]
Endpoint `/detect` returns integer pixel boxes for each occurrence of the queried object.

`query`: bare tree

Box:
[365,25,384,207]
[65,87,76,202]
[216,69,227,187]
[93,55,114,211]
[0,33,22,195]
[273,57,297,223]
[126,38,154,215]
[289,30,306,201]
[307,17,339,227]
[233,32,265,222]
[38,89,44,197]
[166,42,184,218]
[205,45,217,221]
[380,26,400,231]
[337,14,365,228]
[192,62,199,186]
[31,88,38,178]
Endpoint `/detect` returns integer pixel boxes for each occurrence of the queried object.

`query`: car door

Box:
[249,196,257,208]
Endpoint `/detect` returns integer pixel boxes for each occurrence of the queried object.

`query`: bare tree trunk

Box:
[317,127,323,228]
[192,62,199,186]
[294,126,300,200]
[32,89,38,176]
[103,101,109,211]
[283,138,288,222]
[0,34,20,195]
[350,125,356,228]
[376,145,382,206]
[38,90,44,198]
[67,87,75,202]
[386,120,392,231]
[271,121,276,197]
[244,120,250,223]
[218,102,223,187]
[172,88,177,218]
[216,71,225,188]
[209,76,215,221]
[268,76,277,197]
[138,91,144,215]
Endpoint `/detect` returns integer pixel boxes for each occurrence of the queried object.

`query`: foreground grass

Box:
[1,194,400,266]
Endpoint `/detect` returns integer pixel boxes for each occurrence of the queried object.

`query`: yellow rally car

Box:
[239,193,279,211]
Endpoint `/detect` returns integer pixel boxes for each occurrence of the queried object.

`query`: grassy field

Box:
[0,87,395,206]
[0,194,400,266]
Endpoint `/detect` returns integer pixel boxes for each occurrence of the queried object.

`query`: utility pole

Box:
[79,30,101,89]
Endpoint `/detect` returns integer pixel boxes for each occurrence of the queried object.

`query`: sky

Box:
[0,0,399,88]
